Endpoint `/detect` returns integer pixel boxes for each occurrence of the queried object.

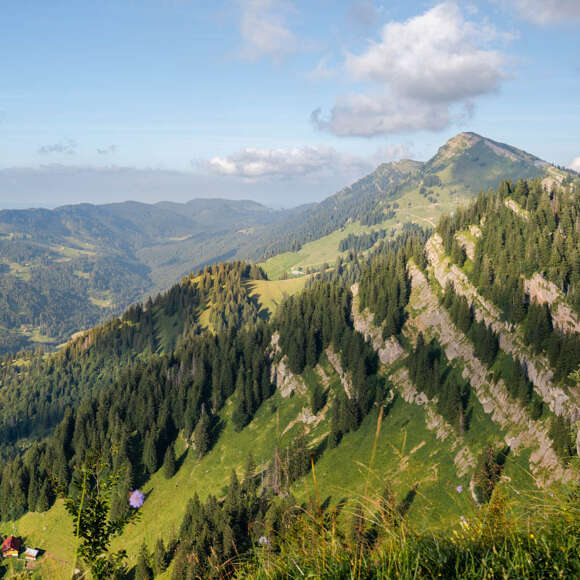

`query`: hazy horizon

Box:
[1,1,579,208]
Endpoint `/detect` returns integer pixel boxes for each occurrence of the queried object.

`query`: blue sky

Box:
[1,0,579,208]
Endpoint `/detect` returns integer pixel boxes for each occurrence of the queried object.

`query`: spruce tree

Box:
[163,441,177,479]
[154,538,166,575]
[193,405,211,458]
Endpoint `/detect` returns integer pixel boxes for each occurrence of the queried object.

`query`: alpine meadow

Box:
[0,1,579,579]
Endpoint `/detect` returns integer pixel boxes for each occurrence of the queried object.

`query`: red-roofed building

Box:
[1,536,21,557]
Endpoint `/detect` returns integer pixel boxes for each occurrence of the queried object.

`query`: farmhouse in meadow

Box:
[1,536,22,558]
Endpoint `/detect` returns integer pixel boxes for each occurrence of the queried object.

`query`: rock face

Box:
[325,347,352,398]
[282,406,324,436]
[504,198,530,220]
[455,232,476,261]
[269,332,307,398]
[524,273,580,334]
[455,225,482,261]
[407,259,576,487]
[351,283,405,365]
[270,356,307,398]
[425,234,579,422]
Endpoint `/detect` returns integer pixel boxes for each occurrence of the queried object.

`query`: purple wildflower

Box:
[456,485,463,493]
[258,536,269,546]
[129,489,145,508]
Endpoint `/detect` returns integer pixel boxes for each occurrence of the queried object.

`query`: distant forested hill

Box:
[0,198,302,353]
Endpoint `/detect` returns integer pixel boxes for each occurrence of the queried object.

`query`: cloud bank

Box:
[206,144,411,179]
[313,2,506,136]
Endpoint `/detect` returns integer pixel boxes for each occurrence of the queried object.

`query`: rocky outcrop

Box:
[425,234,579,421]
[325,347,352,398]
[455,232,476,261]
[469,225,482,239]
[524,273,580,334]
[504,198,530,220]
[270,356,307,398]
[455,225,482,261]
[406,260,576,487]
[351,283,405,365]
[282,406,325,435]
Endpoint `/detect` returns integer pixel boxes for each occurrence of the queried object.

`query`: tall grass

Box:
[237,484,579,579]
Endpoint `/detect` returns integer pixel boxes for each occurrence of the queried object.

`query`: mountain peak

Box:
[435,131,546,167]
[436,132,485,159]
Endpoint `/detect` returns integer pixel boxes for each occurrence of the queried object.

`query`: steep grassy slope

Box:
[5,347,533,577]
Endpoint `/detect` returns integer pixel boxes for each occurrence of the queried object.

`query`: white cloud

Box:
[313,2,507,136]
[508,0,580,24]
[569,157,580,172]
[311,96,452,137]
[206,144,411,179]
[238,0,297,60]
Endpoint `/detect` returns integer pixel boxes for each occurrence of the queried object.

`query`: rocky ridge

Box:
[425,234,578,421]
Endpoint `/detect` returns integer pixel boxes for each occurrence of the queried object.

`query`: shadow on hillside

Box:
[397,483,419,519]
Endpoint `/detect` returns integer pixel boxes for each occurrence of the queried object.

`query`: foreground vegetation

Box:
[239,486,579,579]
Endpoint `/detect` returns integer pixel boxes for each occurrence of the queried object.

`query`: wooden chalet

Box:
[1,536,21,557]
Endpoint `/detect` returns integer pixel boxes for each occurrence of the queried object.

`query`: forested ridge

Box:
[0,132,561,356]
[438,177,580,382]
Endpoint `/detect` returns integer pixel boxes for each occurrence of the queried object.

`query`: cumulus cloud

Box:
[507,0,580,24]
[569,157,580,173]
[238,0,297,60]
[311,97,452,137]
[37,139,77,155]
[206,144,411,179]
[97,144,118,155]
[313,2,506,136]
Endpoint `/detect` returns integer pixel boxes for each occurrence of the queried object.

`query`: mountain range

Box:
[0,132,569,355]
[0,132,578,578]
